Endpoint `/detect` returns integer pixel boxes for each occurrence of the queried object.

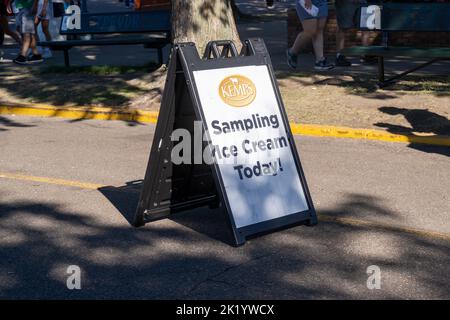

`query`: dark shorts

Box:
[335,0,367,29]
[296,0,328,21]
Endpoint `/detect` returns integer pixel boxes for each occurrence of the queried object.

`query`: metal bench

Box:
[38,10,171,67]
[342,3,450,87]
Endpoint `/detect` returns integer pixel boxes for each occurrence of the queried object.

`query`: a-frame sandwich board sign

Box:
[132,38,317,246]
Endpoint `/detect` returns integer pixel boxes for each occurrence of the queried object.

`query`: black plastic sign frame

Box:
[132,38,317,246]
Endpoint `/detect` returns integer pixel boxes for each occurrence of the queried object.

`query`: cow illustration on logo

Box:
[219,75,256,107]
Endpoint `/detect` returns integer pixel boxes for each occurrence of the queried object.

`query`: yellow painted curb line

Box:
[1,104,450,147]
[0,104,159,123]
[290,123,450,147]
[1,170,449,243]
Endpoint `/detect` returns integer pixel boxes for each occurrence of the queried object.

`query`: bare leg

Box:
[30,33,39,55]
[361,31,370,46]
[0,15,21,44]
[290,18,318,55]
[312,17,327,62]
[360,30,377,64]
[20,33,39,56]
[20,33,31,56]
[40,19,52,41]
[336,26,346,54]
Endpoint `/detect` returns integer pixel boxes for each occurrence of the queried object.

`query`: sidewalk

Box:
[1,0,449,138]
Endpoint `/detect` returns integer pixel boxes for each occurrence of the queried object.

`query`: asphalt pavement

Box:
[0,115,449,299]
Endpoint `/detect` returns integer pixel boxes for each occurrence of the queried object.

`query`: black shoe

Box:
[361,55,378,65]
[314,57,334,71]
[335,54,352,67]
[286,49,298,69]
[28,54,44,64]
[13,55,28,65]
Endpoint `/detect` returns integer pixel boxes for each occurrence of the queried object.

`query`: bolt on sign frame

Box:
[132,38,317,246]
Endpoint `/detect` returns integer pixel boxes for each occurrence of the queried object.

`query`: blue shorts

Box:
[296,0,328,21]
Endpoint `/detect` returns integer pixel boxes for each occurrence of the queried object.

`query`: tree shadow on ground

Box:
[0,63,164,120]
[375,107,450,136]
[1,190,449,299]
[374,106,450,157]
[276,72,450,98]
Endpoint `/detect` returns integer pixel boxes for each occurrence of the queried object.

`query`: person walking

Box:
[334,0,377,66]
[35,0,53,58]
[286,0,334,71]
[13,0,43,64]
[0,0,22,45]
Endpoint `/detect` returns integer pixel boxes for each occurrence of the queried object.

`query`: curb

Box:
[1,104,449,147]
[290,123,450,147]
[0,104,159,123]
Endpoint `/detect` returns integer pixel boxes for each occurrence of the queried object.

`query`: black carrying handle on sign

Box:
[203,40,239,60]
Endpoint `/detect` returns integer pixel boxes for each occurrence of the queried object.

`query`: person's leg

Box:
[312,17,333,70]
[361,31,370,46]
[29,32,39,55]
[38,19,53,57]
[0,15,21,44]
[286,18,318,69]
[336,25,346,54]
[20,33,31,56]
[360,31,377,64]
[312,17,326,62]
[41,19,51,41]
[334,24,351,66]
[334,0,348,55]
[290,18,317,55]
[15,9,42,64]
[13,11,29,63]
[334,1,353,66]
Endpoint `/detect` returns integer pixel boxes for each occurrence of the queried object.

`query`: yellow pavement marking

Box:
[318,214,450,243]
[1,171,449,243]
[1,105,450,147]
[0,172,105,190]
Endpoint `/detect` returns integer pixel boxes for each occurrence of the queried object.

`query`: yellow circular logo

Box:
[219,75,256,107]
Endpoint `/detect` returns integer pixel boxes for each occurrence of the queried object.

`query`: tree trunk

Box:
[172,0,241,55]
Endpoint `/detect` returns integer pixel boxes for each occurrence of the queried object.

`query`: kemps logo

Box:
[219,75,256,107]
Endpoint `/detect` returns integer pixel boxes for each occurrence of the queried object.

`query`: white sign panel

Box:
[193,65,309,228]
[360,5,381,30]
